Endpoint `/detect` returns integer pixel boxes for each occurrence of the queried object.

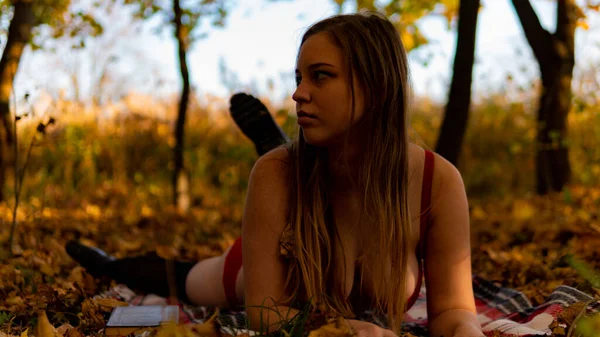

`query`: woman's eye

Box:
[295,76,302,86]
[313,71,329,81]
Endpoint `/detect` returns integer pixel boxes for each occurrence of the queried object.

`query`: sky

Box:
[12,0,600,108]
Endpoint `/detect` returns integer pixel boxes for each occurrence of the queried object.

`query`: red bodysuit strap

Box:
[406,149,435,311]
[419,149,435,256]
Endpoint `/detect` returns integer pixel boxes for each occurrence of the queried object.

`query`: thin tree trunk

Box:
[172,0,191,212]
[435,0,480,165]
[511,0,575,194]
[0,1,35,202]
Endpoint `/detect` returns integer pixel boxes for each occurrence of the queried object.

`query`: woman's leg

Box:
[66,93,283,306]
[65,240,195,302]
[229,93,290,156]
[66,240,244,307]
[185,243,244,307]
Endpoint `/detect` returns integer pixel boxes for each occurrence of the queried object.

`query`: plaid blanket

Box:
[98,275,600,336]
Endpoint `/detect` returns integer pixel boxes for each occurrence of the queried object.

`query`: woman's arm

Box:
[424,154,484,337]
[242,148,296,332]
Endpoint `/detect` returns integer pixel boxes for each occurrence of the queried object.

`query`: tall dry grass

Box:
[3,88,599,225]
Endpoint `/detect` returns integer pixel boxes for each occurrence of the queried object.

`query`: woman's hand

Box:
[346,319,398,337]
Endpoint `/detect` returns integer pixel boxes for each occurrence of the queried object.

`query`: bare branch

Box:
[556,0,576,58]
[511,0,553,66]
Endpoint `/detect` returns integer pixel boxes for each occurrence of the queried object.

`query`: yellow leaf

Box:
[512,200,536,221]
[188,322,221,337]
[20,328,28,337]
[308,317,354,337]
[577,210,591,222]
[115,237,143,252]
[92,298,129,309]
[471,206,487,220]
[577,20,590,30]
[6,295,24,306]
[85,204,101,219]
[40,263,56,277]
[35,311,57,337]
[142,205,155,217]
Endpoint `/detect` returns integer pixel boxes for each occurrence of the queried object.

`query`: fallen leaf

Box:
[35,311,56,337]
[512,200,536,221]
[92,298,128,310]
[64,328,84,337]
[471,205,487,220]
[56,324,73,335]
[308,317,354,337]
[5,295,24,306]
[558,302,587,326]
[548,319,566,336]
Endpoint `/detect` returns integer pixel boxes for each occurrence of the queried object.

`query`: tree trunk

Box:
[0,1,35,202]
[435,0,480,166]
[172,0,191,212]
[511,0,575,194]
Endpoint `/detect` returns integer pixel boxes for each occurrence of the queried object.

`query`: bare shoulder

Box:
[407,143,425,171]
[248,147,291,187]
[252,146,291,171]
[430,151,466,201]
[244,146,291,234]
[407,143,467,215]
[424,150,469,229]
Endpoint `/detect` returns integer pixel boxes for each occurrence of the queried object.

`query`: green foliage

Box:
[120,0,230,45]
[564,254,600,337]
[0,311,12,326]
[9,89,600,216]
[0,0,105,50]
[410,92,600,197]
[334,0,460,50]
[565,254,600,289]
[575,313,600,337]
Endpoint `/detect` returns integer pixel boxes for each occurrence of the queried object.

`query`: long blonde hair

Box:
[284,11,412,335]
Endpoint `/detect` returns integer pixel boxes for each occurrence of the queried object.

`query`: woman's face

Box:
[292,32,365,147]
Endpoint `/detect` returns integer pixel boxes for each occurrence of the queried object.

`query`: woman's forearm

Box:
[428,308,484,337]
[246,305,301,333]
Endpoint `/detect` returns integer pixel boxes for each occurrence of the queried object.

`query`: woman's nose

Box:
[292,82,310,103]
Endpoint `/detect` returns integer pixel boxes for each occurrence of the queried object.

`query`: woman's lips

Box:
[297,110,317,126]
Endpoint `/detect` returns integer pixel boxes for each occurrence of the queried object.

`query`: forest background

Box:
[0,0,599,336]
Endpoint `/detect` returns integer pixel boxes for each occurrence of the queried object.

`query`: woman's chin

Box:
[302,132,330,147]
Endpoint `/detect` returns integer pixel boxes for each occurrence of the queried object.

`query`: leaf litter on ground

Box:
[0,184,599,336]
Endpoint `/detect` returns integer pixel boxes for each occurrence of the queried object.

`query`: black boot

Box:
[65,240,115,279]
[229,93,290,156]
[65,241,195,303]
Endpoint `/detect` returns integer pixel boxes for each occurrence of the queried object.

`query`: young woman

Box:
[67,11,484,337]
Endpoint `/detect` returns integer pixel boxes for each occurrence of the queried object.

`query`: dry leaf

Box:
[548,320,566,336]
[307,317,354,337]
[64,328,84,337]
[400,333,417,337]
[80,299,105,331]
[35,311,56,337]
[92,298,129,310]
[471,205,487,220]
[156,322,221,337]
[5,295,25,306]
[558,301,588,330]
[512,200,536,221]
[55,324,73,336]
